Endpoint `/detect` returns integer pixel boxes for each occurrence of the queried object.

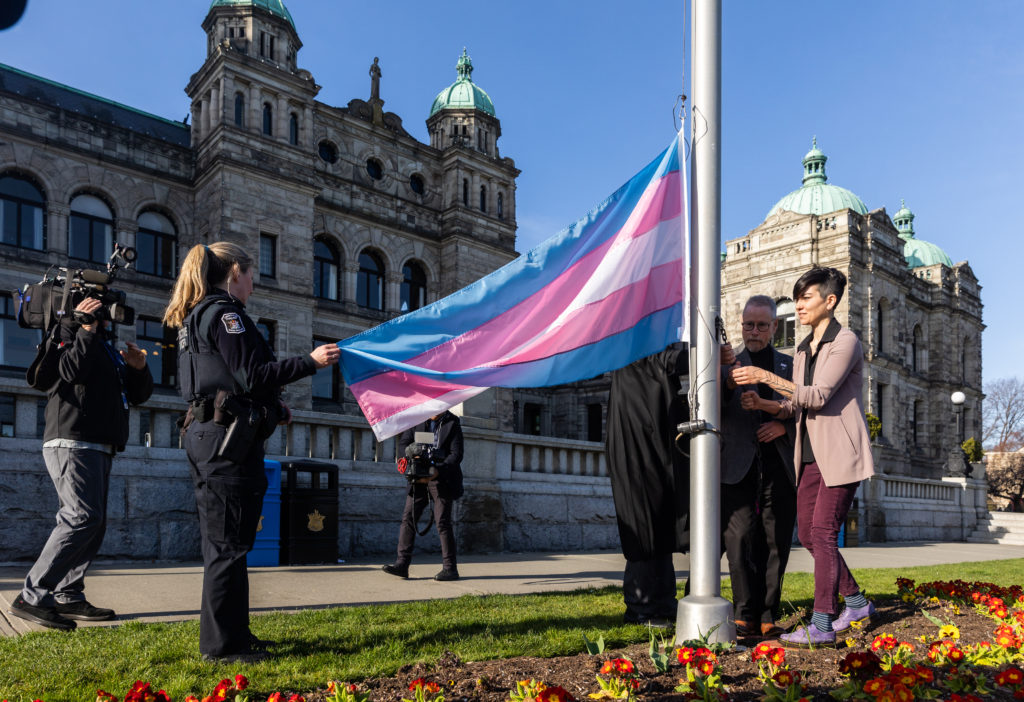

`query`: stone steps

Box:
[967,512,1024,545]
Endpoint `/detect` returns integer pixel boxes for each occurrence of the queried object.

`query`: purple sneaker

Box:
[779,623,836,649]
[833,602,876,634]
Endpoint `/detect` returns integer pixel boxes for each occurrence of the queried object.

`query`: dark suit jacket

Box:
[397,410,464,499]
[720,347,796,486]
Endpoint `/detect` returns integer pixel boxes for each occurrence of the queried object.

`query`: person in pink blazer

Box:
[731,266,875,648]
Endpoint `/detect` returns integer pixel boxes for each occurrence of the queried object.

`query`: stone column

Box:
[344,261,359,304]
[249,84,261,133]
[277,95,288,140]
[210,84,220,130]
[386,271,403,313]
[118,221,139,252]
[47,202,70,254]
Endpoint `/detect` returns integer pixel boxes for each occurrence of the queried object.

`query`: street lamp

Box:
[950,391,971,477]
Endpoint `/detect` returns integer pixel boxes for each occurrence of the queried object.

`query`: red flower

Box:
[536,686,574,702]
[266,694,282,702]
[96,691,118,702]
[768,648,786,667]
[287,696,305,702]
[676,647,695,665]
[234,675,249,691]
[863,678,887,695]
[914,666,934,684]
[772,670,796,687]
[752,642,774,661]
[409,679,427,692]
[997,667,1024,686]
[697,660,716,676]
[184,697,200,702]
[871,634,900,651]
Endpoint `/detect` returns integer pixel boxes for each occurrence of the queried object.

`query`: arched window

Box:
[497,192,504,220]
[772,298,796,348]
[357,250,384,310]
[69,193,113,264]
[0,174,46,250]
[479,185,487,212]
[234,93,245,127]
[1,292,40,369]
[135,316,176,387]
[262,103,273,136]
[288,112,299,145]
[876,299,891,355]
[136,211,176,278]
[313,238,340,301]
[400,261,427,312]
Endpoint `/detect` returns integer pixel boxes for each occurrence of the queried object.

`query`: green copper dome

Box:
[766,138,868,219]
[209,0,294,28]
[894,200,953,268]
[429,49,495,118]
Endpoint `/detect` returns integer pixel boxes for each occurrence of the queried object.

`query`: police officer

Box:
[163,242,339,662]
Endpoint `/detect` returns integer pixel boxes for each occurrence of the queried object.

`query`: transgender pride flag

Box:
[339,133,687,440]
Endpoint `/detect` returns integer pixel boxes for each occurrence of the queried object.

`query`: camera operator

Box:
[163,241,339,663]
[8,297,153,631]
[382,410,464,581]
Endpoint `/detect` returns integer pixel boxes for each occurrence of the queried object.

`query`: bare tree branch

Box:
[982,377,1024,451]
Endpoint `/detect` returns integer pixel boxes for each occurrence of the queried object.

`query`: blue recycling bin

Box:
[249,459,282,566]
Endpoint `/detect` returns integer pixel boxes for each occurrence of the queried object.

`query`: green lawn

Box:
[1,558,1021,702]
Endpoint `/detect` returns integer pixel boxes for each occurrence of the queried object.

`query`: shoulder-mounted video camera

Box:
[13,244,137,330]
[396,432,446,481]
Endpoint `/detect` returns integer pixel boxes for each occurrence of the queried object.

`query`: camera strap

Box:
[415,490,435,537]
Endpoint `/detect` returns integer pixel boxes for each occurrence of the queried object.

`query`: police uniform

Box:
[178,290,316,658]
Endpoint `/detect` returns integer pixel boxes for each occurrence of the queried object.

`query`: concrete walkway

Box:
[2,542,1023,637]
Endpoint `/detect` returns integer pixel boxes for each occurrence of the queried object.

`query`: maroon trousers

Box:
[796,462,860,615]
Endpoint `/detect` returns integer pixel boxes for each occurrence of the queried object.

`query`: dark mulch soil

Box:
[302,598,1017,701]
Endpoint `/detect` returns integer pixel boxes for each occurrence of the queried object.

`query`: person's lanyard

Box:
[430,420,440,449]
[102,340,129,410]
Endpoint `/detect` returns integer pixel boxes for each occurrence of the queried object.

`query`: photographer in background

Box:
[8,296,153,631]
[383,410,464,581]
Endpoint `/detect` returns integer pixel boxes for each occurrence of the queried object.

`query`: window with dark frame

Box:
[135,317,177,388]
[259,234,276,279]
[772,299,796,348]
[400,261,427,312]
[497,192,504,219]
[586,403,603,442]
[288,113,299,145]
[0,174,46,250]
[479,185,487,212]
[357,250,384,310]
[366,159,383,180]
[311,337,341,401]
[0,293,40,369]
[313,238,340,300]
[0,393,14,437]
[234,93,245,127]
[523,402,542,436]
[135,211,176,278]
[256,320,275,347]
[262,103,273,136]
[69,193,113,264]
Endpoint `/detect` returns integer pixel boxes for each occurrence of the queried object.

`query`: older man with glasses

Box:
[719,295,797,639]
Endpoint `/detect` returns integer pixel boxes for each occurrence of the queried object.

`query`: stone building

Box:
[721,140,986,540]
[0,0,519,428]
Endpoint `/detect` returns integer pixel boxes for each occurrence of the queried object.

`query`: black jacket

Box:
[397,411,464,499]
[44,322,154,451]
[606,342,690,561]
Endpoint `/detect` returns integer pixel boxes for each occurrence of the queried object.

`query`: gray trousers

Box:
[23,446,112,607]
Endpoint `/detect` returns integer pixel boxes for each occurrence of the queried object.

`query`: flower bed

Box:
[7,579,1024,702]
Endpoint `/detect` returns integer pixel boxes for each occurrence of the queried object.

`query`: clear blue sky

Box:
[2,1,1019,385]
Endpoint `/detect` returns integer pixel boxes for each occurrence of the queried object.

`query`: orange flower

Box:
[266,694,283,702]
[184,697,200,702]
[697,660,716,676]
[768,648,786,667]
[871,634,900,651]
[676,647,695,664]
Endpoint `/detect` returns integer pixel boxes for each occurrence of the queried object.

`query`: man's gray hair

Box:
[744,295,777,318]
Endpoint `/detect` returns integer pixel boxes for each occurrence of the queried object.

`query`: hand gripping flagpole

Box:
[676,0,734,644]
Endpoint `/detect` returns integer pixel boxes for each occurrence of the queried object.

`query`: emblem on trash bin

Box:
[257,515,264,532]
[307,508,325,532]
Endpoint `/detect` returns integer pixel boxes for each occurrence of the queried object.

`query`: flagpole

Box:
[676,0,734,644]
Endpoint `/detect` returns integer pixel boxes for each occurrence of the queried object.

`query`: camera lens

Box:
[121,246,137,262]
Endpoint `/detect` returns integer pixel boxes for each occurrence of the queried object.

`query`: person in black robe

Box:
[605,342,690,626]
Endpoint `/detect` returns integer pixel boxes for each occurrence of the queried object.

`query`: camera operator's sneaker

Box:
[8,595,76,631]
[382,563,409,578]
[434,568,460,581]
[55,600,116,621]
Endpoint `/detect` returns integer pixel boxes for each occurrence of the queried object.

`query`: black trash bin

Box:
[280,460,339,565]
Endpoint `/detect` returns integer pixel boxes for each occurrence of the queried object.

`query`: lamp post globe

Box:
[951,391,966,406]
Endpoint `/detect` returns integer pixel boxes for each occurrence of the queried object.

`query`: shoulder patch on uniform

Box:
[220,312,245,334]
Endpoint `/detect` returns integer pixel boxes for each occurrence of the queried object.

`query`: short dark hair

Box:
[793,267,846,306]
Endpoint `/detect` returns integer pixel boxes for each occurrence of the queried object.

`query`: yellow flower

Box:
[845,638,856,648]
[849,620,863,630]
[917,635,930,643]
[939,624,960,640]
[929,596,940,604]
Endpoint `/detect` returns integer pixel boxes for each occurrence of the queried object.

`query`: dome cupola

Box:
[766,138,868,219]
[429,49,496,118]
[208,0,294,28]
[894,200,953,268]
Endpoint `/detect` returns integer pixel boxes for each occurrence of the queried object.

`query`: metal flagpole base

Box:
[676,595,735,644]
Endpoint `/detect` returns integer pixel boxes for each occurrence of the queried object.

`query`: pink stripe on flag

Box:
[355,371,475,426]
[396,171,682,373]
